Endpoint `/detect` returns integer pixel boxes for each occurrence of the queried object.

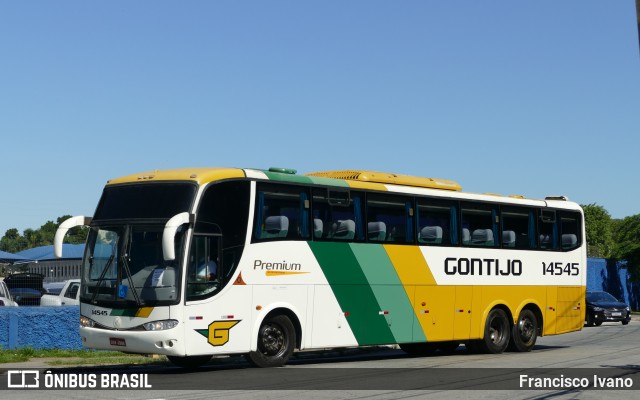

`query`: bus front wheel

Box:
[246,314,296,368]
[480,308,510,354]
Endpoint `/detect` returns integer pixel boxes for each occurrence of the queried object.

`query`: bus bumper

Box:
[80,326,186,356]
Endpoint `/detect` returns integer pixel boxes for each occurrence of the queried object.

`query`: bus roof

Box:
[105,167,247,185]
[104,166,578,210]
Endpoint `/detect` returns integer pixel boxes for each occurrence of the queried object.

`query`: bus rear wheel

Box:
[509,309,538,352]
[167,355,212,369]
[480,308,510,354]
[246,314,296,368]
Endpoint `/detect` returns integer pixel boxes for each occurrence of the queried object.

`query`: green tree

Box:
[0,228,27,253]
[612,214,640,281]
[38,220,59,244]
[581,203,614,258]
[23,228,44,249]
[0,215,89,253]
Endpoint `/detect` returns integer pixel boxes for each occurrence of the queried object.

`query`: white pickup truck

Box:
[40,279,80,306]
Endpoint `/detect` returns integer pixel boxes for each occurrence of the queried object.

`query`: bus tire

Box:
[585,313,594,327]
[246,314,296,368]
[509,309,538,352]
[399,342,438,356]
[167,355,212,369]
[479,308,510,354]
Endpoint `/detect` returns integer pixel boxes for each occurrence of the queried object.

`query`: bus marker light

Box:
[343,312,350,317]
[221,315,235,319]
[234,273,246,285]
[189,316,203,320]
[256,305,262,310]
[455,309,464,313]
[379,311,389,315]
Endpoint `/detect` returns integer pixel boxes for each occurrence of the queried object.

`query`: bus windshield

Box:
[80,182,196,307]
[81,224,185,307]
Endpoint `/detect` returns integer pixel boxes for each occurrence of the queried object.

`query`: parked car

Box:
[585,291,631,326]
[40,279,80,306]
[0,279,19,306]
[44,281,67,295]
[4,273,46,306]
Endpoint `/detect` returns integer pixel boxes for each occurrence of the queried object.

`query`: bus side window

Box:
[366,193,413,243]
[254,183,310,241]
[416,199,456,246]
[196,180,250,283]
[559,211,581,251]
[186,235,221,300]
[461,203,497,247]
[538,209,558,250]
[501,207,535,249]
[312,188,364,241]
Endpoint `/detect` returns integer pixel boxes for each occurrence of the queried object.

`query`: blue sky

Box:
[1,1,639,236]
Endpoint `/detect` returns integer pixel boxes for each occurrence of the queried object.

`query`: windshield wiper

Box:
[90,255,114,305]
[120,254,143,306]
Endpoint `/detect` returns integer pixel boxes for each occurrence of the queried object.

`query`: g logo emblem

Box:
[195,320,241,347]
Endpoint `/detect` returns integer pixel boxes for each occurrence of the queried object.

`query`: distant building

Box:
[17,244,84,283]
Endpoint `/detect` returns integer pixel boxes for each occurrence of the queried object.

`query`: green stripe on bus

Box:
[308,242,396,345]
[349,244,425,344]
[262,171,315,185]
[262,171,349,187]
[305,176,350,187]
[110,308,138,317]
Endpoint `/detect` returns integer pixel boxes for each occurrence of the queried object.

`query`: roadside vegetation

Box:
[0,348,167,366]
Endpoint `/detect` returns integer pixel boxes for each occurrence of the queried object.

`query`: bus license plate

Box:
[612,312,622,317]
[110,337,127,347]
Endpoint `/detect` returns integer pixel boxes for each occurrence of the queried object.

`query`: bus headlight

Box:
[143,320,179,331]
[80,316,96,328]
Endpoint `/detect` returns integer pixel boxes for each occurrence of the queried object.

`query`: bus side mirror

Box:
[163,212,193,261]
[54,216,92,258]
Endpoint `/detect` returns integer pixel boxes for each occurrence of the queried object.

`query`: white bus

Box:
[55,167,586,367]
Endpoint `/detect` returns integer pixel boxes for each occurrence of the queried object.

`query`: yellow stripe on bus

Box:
[383,245,437,285]
[344,180,388,191]
[135,307,154,318]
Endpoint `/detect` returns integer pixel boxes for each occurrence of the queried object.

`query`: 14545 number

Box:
[542,262,579,276]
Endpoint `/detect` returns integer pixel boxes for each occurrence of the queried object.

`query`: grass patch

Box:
[0,348,167,366]
[48,354,167,366]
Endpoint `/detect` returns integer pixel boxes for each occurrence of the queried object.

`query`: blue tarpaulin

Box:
[16,244,85,260]
[0,250,28,263]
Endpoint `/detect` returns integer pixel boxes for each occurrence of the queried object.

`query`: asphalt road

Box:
[2,320,639,399]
